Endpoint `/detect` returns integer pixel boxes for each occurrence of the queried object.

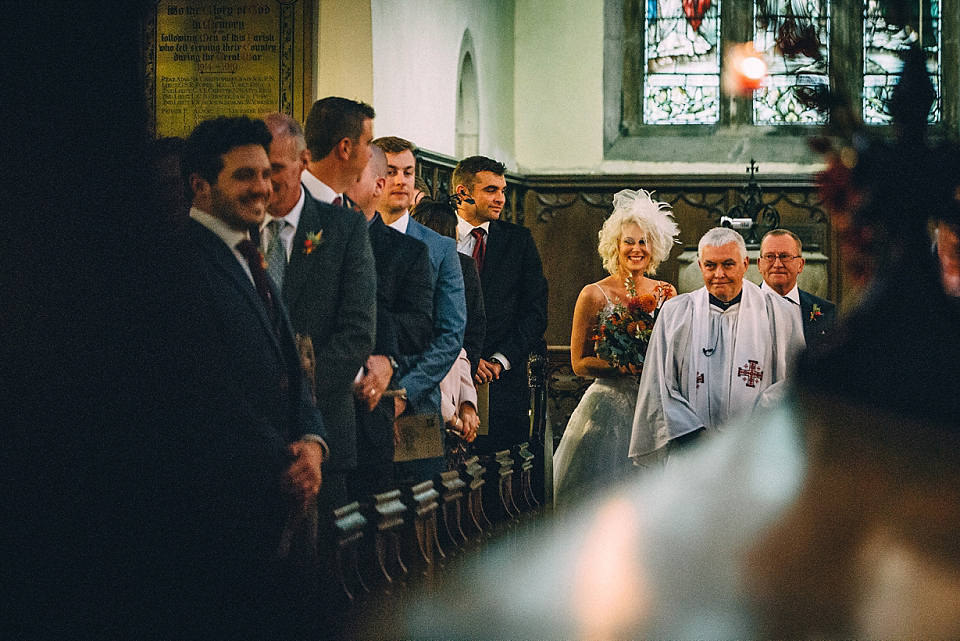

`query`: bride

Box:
[553,189,679,507]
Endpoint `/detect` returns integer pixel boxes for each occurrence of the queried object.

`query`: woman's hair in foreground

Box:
[411,198,458,240]
[598,189,679,276]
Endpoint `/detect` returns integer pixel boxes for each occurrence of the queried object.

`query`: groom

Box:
[629,227,805,462]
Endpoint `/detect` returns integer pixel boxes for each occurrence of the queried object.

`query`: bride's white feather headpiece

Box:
[599,189,680,275]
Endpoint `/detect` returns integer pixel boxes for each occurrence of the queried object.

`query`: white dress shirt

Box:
[386,211,411,234]
[300,169,339,204]
[456,216,491,256]
[760,281,802,323]
[190,207,254,284]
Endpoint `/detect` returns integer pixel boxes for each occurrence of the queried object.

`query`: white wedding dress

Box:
[553,286,646,507]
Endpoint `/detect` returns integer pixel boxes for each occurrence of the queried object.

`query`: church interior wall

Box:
[315,0,374,105]
[513,0,606,173]
[368,0,517,168]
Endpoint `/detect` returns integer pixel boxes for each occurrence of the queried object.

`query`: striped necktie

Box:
[265,219,287,289]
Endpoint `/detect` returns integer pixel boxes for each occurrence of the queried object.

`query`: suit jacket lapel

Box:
[480,221,505,288]
[798,289,813,340]
[283,190,320,310]
[190,220,284,357]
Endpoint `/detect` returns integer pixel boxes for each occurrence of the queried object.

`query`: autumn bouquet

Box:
[593,280,670,371]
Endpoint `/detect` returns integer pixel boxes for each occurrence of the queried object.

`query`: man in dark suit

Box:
[262,113,376,507]
[345,143,434,497]
[180,116,328,635]
[453,156,548,454]
[759,229,837,346]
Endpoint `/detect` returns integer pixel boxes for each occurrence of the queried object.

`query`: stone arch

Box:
[455,29,479,159]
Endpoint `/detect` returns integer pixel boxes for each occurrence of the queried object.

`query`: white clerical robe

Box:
[629,280,804,460]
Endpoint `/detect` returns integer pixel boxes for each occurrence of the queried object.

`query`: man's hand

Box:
[474,357,503,385]
[354,354,393,411]
[285,440,323,514]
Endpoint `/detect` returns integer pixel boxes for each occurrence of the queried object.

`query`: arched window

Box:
[456,32,479,159]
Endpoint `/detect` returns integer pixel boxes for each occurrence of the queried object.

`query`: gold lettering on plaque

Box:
[151,1,308,137]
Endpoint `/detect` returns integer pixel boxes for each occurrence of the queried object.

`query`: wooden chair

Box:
[511,442,540,514]
[398,480,441,582]
[458,455,490,544]
[433,469,467,559]
[358,490,408,595]
[331,501,369,608]
[481,449,521,528]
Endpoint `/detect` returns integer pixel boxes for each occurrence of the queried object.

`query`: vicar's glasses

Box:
[759,253,801,264]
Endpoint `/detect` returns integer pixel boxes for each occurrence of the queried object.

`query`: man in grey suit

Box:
[374,135,466,483]
[300,96,374,205]
[262,112,376,507]
[758,229,836,347]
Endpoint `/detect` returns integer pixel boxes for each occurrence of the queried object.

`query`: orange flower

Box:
[635,294,657,314]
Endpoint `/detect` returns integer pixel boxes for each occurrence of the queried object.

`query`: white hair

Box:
[698,227,747,260]
[598,189,680,275]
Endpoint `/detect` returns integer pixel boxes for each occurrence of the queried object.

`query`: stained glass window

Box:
[644,0,721,124]
[753,0,830,125]
[637,0,946,128]
[863,0,940,124]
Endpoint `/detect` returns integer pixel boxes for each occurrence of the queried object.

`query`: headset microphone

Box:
[458,190,475,205]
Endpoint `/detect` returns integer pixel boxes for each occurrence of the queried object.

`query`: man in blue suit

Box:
[374,136,466,482]
[181,116,328,636]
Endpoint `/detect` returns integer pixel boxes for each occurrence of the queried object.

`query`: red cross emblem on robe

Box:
[738,360,763,388]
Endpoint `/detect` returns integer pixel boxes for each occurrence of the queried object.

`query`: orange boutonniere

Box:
[303,230,323,255]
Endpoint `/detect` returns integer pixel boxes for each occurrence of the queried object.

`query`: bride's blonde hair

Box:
[598,189,680,276]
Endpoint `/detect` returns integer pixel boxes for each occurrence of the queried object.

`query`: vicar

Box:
[630,227,805,462]
[758,229,836,346]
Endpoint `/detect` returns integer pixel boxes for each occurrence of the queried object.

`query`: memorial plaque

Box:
[145,0,313,137]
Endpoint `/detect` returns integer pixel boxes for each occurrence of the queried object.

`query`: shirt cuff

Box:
[491,352,511,371]
[300,433,329,458]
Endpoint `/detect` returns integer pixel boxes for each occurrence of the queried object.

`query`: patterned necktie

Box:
[471,227,487,273]
[265,219,287,290]
[236,239,276,320]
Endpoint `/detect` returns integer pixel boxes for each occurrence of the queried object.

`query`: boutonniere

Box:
[810,304,823,322]
[303,230,323,255]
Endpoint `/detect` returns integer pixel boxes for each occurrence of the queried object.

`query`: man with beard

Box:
[180,115,328,636]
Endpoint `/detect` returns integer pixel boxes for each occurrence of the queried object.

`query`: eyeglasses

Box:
[760,253,801,264]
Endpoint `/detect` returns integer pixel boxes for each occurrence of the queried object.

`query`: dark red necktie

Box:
[471,227,487,273]
[332,195,343,207]
[236,239,276,319]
